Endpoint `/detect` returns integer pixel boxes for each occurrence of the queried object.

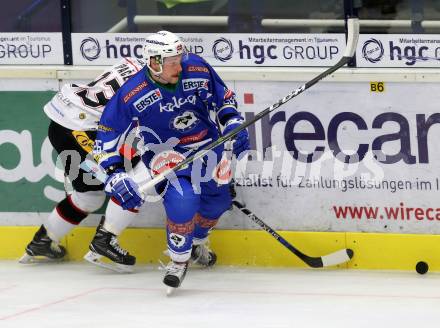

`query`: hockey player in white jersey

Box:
[20,57,147,272]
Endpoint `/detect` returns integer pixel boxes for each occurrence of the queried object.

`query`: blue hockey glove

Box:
[223,117,250,157]
[105,172,144,210]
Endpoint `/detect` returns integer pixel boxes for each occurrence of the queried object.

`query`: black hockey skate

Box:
[84,225,135,273]
[19,225,66,263]
[163,261,189,295]
[191,244,217,267]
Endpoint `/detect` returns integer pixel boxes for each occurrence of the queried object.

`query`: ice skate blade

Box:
[18,252,63,264]
[83,250,133,273]
[166,286,176,296]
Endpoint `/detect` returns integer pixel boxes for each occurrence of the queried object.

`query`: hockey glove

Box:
[105,172,144,210]
[223,117,250,157]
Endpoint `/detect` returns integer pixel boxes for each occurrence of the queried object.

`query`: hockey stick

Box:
[230,185,353,268]
[137,17,360,194]
[81,19,359,194]
[80,157,354,268]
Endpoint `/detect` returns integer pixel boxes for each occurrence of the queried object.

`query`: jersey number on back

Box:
[73,71,121,109]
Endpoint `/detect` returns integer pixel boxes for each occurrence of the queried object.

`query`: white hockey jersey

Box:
[44,57,146,131]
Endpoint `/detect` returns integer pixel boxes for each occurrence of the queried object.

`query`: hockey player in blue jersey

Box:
[89,31,250,289]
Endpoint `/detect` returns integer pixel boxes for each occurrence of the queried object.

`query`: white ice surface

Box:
[0,261,439,328]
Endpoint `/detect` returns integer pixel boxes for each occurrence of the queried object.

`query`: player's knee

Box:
[70,190,106,213]
[203,203,230,219]
[199,190,231,219]
[164,178,200,223]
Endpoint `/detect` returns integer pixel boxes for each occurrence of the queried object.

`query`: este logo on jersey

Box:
[182,78,209,91]
[133,89,162,112]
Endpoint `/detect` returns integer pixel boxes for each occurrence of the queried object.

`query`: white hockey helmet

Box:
[143,30,186,75]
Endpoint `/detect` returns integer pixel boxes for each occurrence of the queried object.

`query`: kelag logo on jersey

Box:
[133,89,162,112]
[182,78,209,91]
[160,95,197,113]
[362,38,384,63]
[80,37,101,61]
[171,111,199,131]
[212,37,234,62]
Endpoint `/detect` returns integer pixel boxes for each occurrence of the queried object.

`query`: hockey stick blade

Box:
[232,200,354,268]
[138,18,360,195]
[81,159,354,267]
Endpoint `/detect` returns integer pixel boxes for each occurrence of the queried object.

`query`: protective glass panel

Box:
[0,0,62,32]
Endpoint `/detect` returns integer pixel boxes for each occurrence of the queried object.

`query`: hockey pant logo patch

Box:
[150,150,186,176]
[169,233,186,248]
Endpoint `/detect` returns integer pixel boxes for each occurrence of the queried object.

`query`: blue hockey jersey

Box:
[94,53,240,176]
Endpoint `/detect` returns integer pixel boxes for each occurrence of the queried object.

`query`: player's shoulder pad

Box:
[123,56,146,69]
[119,70,163,115]
[116,69,149,103]
[182,53,211,75]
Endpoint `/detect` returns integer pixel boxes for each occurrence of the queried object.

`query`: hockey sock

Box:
[193,213,218,245]
[44,196,87,242]
[103,198,139,235]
